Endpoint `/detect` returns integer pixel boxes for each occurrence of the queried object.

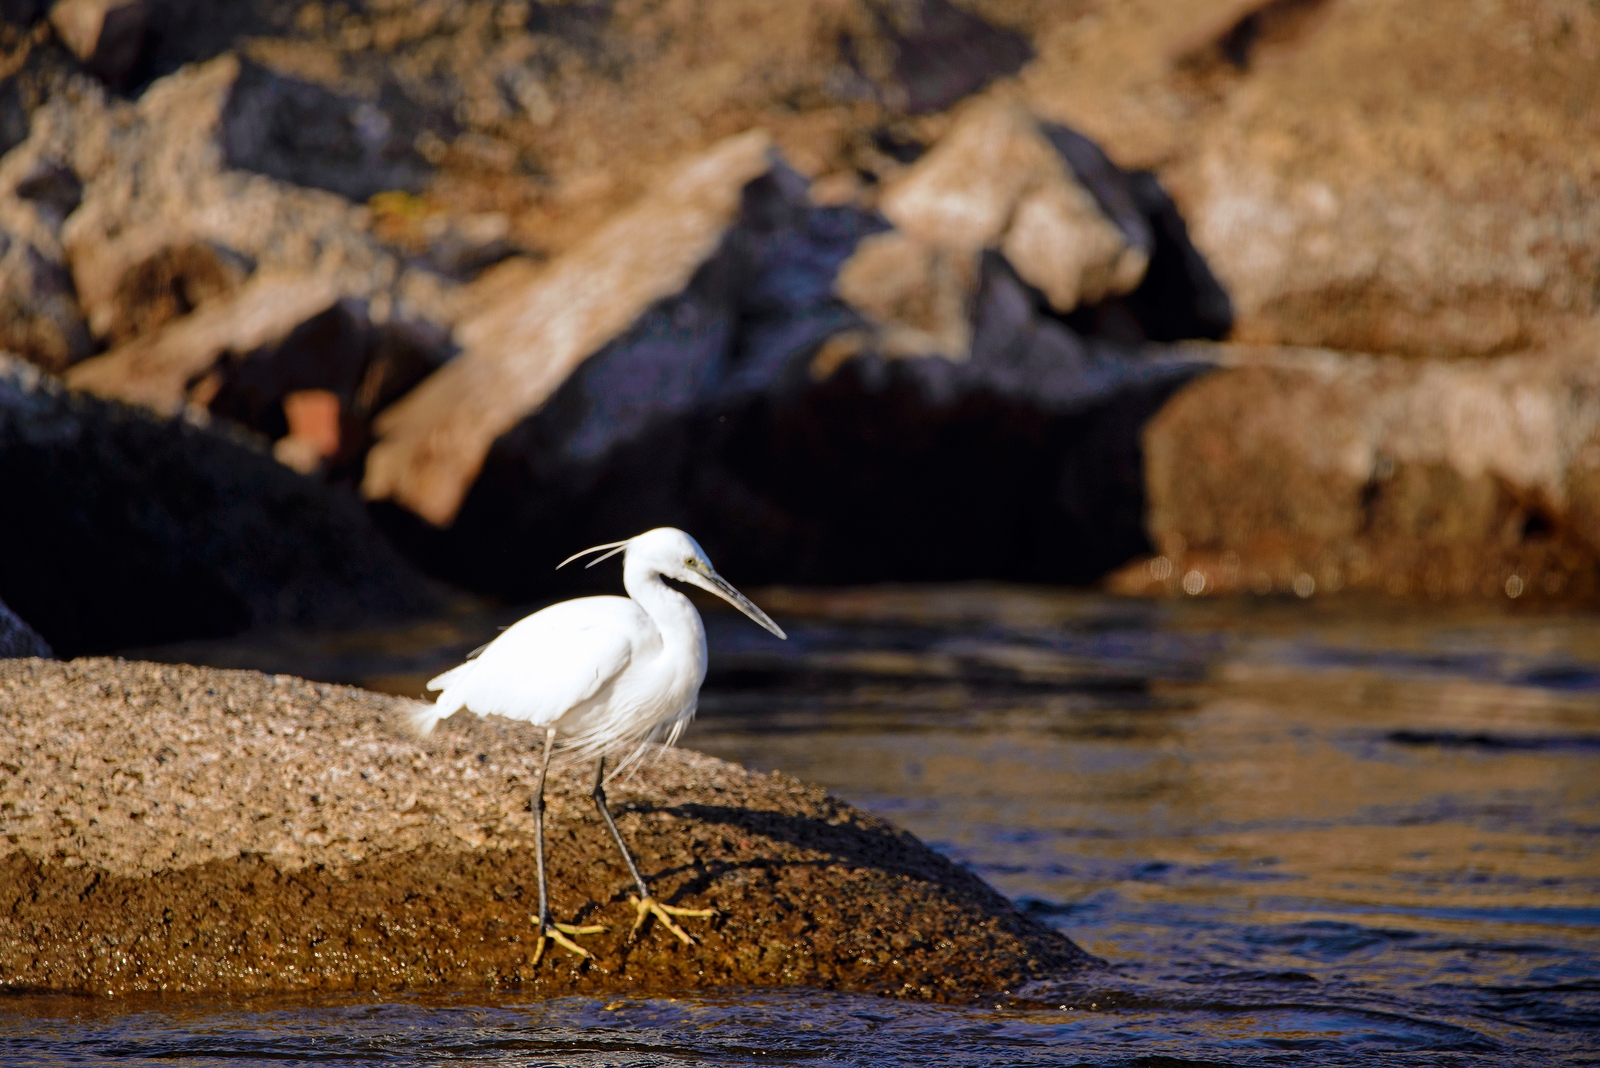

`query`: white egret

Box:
[409,527,786,963]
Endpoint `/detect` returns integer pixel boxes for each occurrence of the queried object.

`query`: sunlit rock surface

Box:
[1115,330,1600,601]
[0,658,1093,999]
[1021,0,1600,360]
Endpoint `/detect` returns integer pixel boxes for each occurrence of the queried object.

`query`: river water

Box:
[5,587,1597,1065]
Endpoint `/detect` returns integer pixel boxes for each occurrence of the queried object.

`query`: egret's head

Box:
[558,527,786,639]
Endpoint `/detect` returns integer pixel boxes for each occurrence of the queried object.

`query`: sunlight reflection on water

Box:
[7,589,1598,1065]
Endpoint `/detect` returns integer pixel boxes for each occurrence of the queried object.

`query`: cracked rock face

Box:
[0,658,1093,999]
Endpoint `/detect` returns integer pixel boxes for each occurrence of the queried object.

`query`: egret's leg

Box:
[590,756,716,945]
[530,728,605,965]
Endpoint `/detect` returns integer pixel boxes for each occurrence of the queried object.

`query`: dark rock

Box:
[375,168,1207,598]
[859,0,1034,114]
[206,297,455,482]
[219,58,454,204]
[0,658,1093,998]
[12,158,82,219]
[0,235,93,373]
[0,594,49,657]
[0,355,440,656]
[48,0,148,85]
[0,0,45,24]
[1062,170,1234,345]
[0,78,30,158]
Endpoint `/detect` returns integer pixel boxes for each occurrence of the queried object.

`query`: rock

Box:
[834,230,977,360]
[0,354,439,655]
[48,0,147,84]
[369,153,1207,598]
[0,594,49,657]
[0,0,45,25]
[65,271,345,414]
[67,279,454,482]
[1016,0,1600,359]
[363,130,780,527]
[0,56,448,364]
[844,0,1034,114]
[875,101,1151,316]
[0,232,92,372]
[0,657,1094,999]
[1115,329,1600,601]
[218,57,454,204]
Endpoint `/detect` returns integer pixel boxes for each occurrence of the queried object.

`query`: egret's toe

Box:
[531,918,606,965]
[628,894,717,945]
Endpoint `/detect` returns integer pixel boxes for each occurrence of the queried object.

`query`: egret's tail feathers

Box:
[403,688,468,738]
[426,662,474,692]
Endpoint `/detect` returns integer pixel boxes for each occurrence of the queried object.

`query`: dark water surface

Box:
[7,588,1598,1065]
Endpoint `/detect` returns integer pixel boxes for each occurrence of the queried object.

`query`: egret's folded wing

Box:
[444,600,638,726]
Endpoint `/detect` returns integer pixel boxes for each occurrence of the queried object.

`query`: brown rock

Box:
[834,230,977,360]
[362,130,778,527]
[0,658,1092,999]
[0,56,441,358]
[48,0,146,83]
[65,271,342,415]
[877,100,1148,314]
[1120,330,1600,601]
[1014,0,1600,358]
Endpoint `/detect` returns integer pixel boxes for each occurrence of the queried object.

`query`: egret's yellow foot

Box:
[531,920,607,965]
[628,894,716,945]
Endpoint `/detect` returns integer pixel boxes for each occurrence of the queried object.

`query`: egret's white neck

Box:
[623,556,705,658]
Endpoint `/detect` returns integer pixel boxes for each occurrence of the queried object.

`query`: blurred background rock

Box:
[0,0,1595,653]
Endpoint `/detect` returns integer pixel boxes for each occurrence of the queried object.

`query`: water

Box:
[5,587,1598,1065]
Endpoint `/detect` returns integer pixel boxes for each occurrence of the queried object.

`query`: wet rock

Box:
[0,657,1094,999]
[1116,330,1600,601]
[0,594,49,657]
[48,0,147,84]
[0,354,439,655]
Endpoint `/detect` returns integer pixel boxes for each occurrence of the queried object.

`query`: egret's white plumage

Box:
[407,527,785,962]
[413,527,783,770]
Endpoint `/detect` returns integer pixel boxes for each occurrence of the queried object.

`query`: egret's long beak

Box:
[686,567,786,639]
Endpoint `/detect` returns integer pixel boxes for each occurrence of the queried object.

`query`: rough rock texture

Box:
[1016,0,1600,359]
[0,50,461,377]
[878,100,1148,315]
[0,593,48,657]
[1112,331,1600,601]
[0,658,1093,999]
[370,157,1211,598]
[363,131,779,527]
[0,354,439,655]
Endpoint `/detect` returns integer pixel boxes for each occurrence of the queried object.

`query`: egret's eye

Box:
[685,557,696,567]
